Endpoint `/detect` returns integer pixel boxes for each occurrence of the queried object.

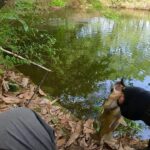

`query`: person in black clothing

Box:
[114,80,150,149]
[0,107,56,150]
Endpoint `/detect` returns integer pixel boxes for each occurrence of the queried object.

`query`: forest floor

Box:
[0,66,148,150]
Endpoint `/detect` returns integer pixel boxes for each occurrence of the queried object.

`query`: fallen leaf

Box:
[83,119,94,134]
[0,103,8,109]
[2,95,22,104]
[39,98,50,106]
[58,112,64,117]
[60,116,69,125]
[43,114,52,124]
[18,91,34,100]
[85,133,90,141]
[2,80,9,92]
[65,113,71,120]
[118,143,124,150]
[65,121,82,147]
[68,121,76,133]
[7,71,17,81]
[56,129,64,140]
[105,140,119,149]
[79,137,88,147]
[41,107,48,115]
[21,78,29,88]
[57,138,66,147]
[65,133,80,147]
[89,142,98,150]
[29,84,35,92]
[123,145,135,150]
[38,88,47,96]
[50,106,61,115]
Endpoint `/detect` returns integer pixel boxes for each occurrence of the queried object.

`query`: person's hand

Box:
[118,94,124,104]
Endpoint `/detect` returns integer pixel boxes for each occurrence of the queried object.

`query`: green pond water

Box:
[18,8,150,139]
[14,7,150,138]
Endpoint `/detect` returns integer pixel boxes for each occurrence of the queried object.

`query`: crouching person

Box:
[0,107,56,150]
[114,80,150,150]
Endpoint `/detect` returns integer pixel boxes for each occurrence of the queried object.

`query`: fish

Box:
[99,81,127,146]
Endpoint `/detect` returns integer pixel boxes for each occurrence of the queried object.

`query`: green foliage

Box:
[110,0,122,6]
[1,11,29,32]
[4,56,29,65]
[115,119,143,137]
[88,0,102,9]
[0,0,56,67]
[0,54,14,68]
[49,0,66,7]
[101,8,120,20]
[15,0,35,10]
[8,82,20,92]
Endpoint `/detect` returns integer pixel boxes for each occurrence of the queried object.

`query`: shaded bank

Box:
[0,0,5,8]
[101,0,150,11]
[1,0,150,11]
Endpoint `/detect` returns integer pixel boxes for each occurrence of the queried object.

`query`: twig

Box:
[25,71,49,107]
[51,99,59,105]
[0,46,51,72]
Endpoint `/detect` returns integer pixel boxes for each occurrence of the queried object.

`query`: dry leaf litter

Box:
[0,69,148,150]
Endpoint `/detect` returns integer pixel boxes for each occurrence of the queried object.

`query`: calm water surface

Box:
[18,9,150,139]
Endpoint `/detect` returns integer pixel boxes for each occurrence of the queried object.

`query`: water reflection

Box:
[17,9,150,138]
[77,17,115,37]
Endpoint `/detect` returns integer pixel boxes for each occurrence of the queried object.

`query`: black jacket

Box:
[118,87,150,125]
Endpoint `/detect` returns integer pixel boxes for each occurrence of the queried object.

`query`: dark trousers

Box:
[0,107,56,150]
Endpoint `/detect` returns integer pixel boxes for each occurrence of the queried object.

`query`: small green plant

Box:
[101,8,120,20]
[49,0,66,7]
[15,0,34,10]
[88,0,102,9]
[115,119,143,137]
[110,0,123,7]
[0,0,56,67]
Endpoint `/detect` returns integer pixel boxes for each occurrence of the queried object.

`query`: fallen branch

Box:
[0,46,51,72]
[51,98,59,105]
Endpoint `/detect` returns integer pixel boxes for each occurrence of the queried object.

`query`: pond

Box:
[17,8,150,139]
